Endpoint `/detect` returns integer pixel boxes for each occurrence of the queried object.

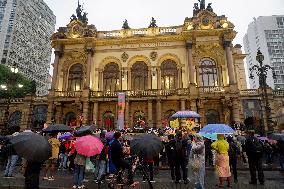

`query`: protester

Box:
[43,133,60,181]
[211,134,232,188]
[189,134,205,189]
[227,136,240,183]
[165,134,176,182]
[110,131,134,186]
[244,130,265,185]
[3,130,19,178]
[173,131,189,184]
[73,152,86,189]
[94,135,108,184]
[24,161,42,189]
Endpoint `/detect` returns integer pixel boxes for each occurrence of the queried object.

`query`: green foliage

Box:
[0,64,34,98]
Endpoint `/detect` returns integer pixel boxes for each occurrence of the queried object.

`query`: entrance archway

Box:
[133,110,146,128]
[65,112,76,127]
[103,111,115,130]
[205,109,220,124]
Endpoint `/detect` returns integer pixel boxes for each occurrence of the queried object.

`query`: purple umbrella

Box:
[105,132,114,140]
[258,136,268,141]
[58,132,72,140]
[170,110,201,118]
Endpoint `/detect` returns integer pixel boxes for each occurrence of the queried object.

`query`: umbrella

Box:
[105,132,114,140]
[130,134,163,159]
[42,124,72,133]
[199,124,235,134]
[268,133,284,141]
[258,136,268,141]
[58,132,73,140]
[199,133,217,140]
[75,135,104,157]
[74,125,96,137]
[171,110,201,118]
[10,132,51,162]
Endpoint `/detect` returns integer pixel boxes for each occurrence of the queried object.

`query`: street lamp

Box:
[0,63,23,131]
[249,50,274,134]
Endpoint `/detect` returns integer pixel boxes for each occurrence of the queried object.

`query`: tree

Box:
[0,64,33,98]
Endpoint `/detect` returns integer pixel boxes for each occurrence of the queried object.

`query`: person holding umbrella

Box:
[43,133,60,181]
[211,134,232,188]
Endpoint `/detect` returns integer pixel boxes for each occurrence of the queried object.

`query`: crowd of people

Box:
[0,126,284,189]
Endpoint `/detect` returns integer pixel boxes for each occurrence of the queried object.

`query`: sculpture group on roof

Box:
[193,0,213,16]
[70,0,88,24]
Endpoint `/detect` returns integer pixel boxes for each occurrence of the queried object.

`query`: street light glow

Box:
[18,84,23,88]
[1,84,7,89]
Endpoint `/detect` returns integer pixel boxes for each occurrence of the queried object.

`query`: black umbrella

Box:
[130,134,163,159]
[268,133,284,141]
[10,132,51,162]
[74,125,96,137]
[42,124,72,133]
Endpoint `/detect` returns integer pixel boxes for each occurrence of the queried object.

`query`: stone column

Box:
[85,48,94,89]
[93,101,98,125]
[177,67,181,88]
[157,68,161,89]
[99,70,103,91]
[148,69,151,90]
[55,103,63,124]
[148,100,153,127]
[180,99,186,110]
[82,101,89,125]
[190,99,197,112]
[224,41,236,84]
[51,50,62,90]
[125,101,129,127]
[186,41,195,85]
[46,100,54,124]
[156,100,162,128]
[232,98,240,123]
[128,70,132,90]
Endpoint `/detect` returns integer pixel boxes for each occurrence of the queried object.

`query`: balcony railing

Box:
[89,88,189,98]
[273,89,284,96]
[198,86,225,93]
[240,89,258,96]
[54,91,82,98]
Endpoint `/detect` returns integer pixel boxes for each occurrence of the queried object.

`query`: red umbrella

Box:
[75,135,103,157]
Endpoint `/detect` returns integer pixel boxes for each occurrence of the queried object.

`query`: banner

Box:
[117,92,126,130]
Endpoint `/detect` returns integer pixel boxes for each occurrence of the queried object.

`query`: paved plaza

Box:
[0,168,283,189]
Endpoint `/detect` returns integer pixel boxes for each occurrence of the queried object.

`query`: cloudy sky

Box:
[45,0,284,45]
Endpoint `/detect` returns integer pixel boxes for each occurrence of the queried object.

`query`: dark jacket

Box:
[228,141,240,160]
[245,136,263,158]
[110,139,123,161]
[165,139,176,164]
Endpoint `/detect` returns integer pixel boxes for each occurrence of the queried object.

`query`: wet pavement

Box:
[0,167,284,189]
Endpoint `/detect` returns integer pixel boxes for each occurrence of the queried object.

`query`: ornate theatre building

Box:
[47,1,250,130]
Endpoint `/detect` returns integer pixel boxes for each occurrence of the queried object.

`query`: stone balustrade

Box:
[198,86,225,93]
[54,91,82,98]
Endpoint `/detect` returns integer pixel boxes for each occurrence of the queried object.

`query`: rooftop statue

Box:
[193,3,199,16]
[148,17,158,28]
[206,3,213,12]
[198,0,205,9]
[122,19,130,29]
[76,0,83,20]
[70,0,88,24]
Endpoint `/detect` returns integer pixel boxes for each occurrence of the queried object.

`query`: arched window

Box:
[68,64,83,91]
[131,61,148,90]
[199,59,218,87]
[8,111,22,128]
[103,63,119,91]
[205,109,220,124]
[161,59,178,89]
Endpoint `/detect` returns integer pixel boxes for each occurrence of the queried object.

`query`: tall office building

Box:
[0,0,56,95]
[243,16,284,89]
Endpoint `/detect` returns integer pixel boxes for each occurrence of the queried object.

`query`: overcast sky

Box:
[44,0,284,73]
[45,0,284,44]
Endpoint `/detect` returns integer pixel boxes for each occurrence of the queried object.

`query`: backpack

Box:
[252,138,263,155]
[175,139,183,156]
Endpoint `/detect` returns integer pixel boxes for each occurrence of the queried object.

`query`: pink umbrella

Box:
[75,135,103,157]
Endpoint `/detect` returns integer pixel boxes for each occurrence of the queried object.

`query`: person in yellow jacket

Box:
[211,134,232,188]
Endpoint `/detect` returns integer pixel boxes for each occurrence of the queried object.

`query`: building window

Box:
[103,62,119,92]
[205,109,220,124]
[161,59,178,90]
[68,64,83,91]
[131,61,148,90]
[199,59,218,87]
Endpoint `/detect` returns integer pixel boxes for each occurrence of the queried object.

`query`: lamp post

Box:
[249,50,274,135]
[0,63,23,130]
